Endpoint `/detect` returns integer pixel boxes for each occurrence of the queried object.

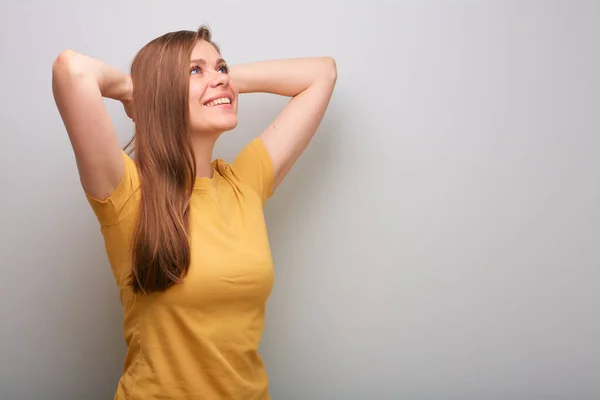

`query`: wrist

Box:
[100,71,132,102]
[118,75,133,103]
[228,65,251,94]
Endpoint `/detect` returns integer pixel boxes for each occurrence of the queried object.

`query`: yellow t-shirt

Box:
[85,138,275,400]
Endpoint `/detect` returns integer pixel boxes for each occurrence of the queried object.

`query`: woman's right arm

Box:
[52,49,132,200]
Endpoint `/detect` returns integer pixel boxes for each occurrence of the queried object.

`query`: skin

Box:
[186,39,240,179]
[52,38,337,199]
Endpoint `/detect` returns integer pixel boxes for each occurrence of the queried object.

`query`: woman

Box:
[52,25,337,399]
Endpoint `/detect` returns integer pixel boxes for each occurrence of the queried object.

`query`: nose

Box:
[209,71,230,88]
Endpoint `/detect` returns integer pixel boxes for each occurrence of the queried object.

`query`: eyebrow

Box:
[189,58,227,65]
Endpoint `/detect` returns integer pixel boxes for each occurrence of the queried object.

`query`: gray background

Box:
[1,1,599,399]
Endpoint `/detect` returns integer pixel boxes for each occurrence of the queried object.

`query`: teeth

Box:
[205,97,231,107]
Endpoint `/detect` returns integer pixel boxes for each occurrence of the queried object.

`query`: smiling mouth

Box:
[204,98,232,107]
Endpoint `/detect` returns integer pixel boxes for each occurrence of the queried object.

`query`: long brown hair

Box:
[124,26,219,294]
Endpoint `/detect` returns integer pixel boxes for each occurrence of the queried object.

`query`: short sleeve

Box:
[231,137,275,204]
[84,150,140,226]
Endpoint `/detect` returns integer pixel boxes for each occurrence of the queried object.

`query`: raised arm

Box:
[230,57,337,189]
[52,49,132,200]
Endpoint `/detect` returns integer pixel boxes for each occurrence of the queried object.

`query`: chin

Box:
[218,120,238,133]
[191,115,238,135]
[214,114,238,132]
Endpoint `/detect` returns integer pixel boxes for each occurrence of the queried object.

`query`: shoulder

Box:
[224,138,275,205]
[85,149,141,226]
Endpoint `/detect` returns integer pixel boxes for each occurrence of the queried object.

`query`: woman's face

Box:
[188,40,238,136]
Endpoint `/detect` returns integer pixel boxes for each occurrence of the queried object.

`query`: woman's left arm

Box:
[230,57,337,189]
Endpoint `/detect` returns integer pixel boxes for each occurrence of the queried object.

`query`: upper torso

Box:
[85,138,275,400]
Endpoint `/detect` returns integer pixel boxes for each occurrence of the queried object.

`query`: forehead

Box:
[190,40,221,61]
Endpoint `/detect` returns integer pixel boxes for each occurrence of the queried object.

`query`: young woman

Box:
[52,26,337,399]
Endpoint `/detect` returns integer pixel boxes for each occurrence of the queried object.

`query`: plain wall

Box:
[2,1,599,399]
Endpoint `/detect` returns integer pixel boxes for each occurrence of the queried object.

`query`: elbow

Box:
[322,56,337,83]
[52,49,80,77]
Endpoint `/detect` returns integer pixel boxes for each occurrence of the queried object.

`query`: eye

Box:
[218,64,230,74]
[190,65,202,75]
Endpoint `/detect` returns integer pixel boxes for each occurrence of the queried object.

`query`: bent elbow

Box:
[323,56,337,83]
[52,49,81,78]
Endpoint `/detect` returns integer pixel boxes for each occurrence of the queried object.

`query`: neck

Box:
[191,133,219,178]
